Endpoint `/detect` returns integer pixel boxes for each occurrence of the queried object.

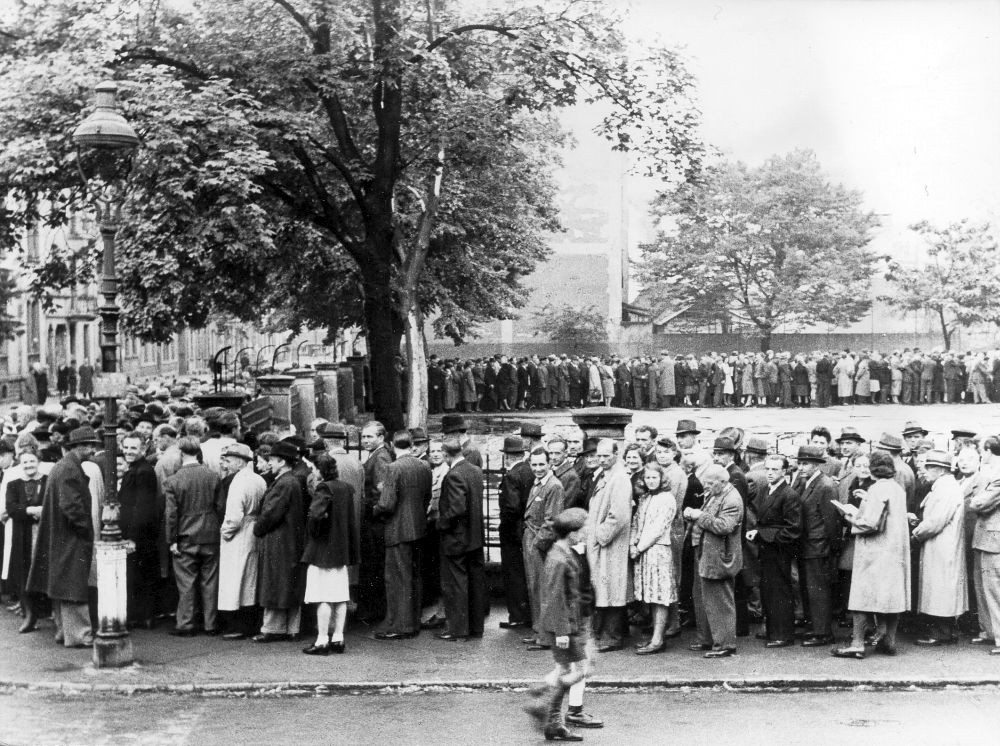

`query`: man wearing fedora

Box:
[911,450,968,645]
[902,422,929,476]
[522,447,566,650]
[675,420,704,459]
[834,427,867,481]
[712,436,752,635]
[164,436,224,636]
[25,425,101,648]
[794,445,840,647]
[440,414,482,468]
[499,436,533,630]
[874,433,916,507]
[374,430,431,640]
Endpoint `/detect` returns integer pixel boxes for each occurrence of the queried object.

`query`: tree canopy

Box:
[534,302,607,354]
[882,219,1000,350]
[639,149,881,351]
[0,0,704,429]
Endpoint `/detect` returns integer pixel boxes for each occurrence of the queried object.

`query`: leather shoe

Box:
[526,643,552,651]
[970,636,994,645]
[544,725,583,741]
[663,627,682,639]
[251,633,290,643]
[765,639,794,648]
[420,614,446,630]
[330,641,346,654]
[302,643,330,655]
[704,647,736,658]
[596,643,623,653]
[831,647,865,659]
[565,711,603,728]
[18,612,37,634]
[688,643,712,651]
[499,621,529,629]
[635,642,666,655]
[522,636,539,645]
[374,631,418,640]
[801,635,835,647]
[170,628,198,638]
[874,639,897,656]
[435,632,467,642]
[915,637,957,647]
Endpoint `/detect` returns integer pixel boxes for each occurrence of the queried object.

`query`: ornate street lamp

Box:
[72,80,139,668]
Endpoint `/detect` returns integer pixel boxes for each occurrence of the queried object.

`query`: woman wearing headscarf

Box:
[832,451,910,659]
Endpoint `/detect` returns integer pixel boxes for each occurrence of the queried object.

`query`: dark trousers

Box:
[758,542,795,641]
[799,556,833,637]
[383,541,422,634]
[172,542,219,632]
[591,605,626,647]
[358,515,386,623]
[127,547,160,624]
[500,537,530,625]
[679,536,696,612]
[420,526,442,609]
[441,547,486,637]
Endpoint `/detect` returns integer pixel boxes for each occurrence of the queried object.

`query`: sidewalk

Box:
[2,605,998,694]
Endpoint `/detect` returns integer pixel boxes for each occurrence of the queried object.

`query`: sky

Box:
[607,0,1000,230]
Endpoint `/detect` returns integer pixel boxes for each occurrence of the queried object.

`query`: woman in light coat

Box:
[854,354,871,403]
[911,451,967,644]
[832,452,910,659]
[833,353,856,405]
[630,463,677,655]
[218,444,266,639]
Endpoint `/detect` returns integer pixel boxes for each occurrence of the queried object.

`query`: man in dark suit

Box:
[427,356,445,414]
[436,437,486,641]
[26,426,101,648]
[794,445,841,646]
[373,430,431,639]
[498,436,533,629]
[119,433,162,629]
[164,436,223,636]
[712,436,752,634]
[748,455,801,646]
[440,414,482,468]
[360,422,393,624]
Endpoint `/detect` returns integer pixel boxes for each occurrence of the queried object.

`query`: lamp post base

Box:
[92,539,134,669]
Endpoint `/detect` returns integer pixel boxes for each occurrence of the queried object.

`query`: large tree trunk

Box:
[363,280,405,433]
[938,308,953,351]
[404,301,428,429]
[758,327,773,352]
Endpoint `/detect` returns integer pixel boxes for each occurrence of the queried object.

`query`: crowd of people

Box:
[427,347,1000,412]
[2,383,1000,740]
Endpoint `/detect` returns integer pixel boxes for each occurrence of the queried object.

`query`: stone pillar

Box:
[571,405,634,442]
[256,374,295,432]
[289,369,317,438]
[337,363,356,423]
[315,363,340,422]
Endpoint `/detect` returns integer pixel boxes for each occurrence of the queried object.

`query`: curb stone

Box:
[4,676,1000,696]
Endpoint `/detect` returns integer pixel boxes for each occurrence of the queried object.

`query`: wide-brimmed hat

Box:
[521,423,543,439]
[581,437,600,455]
[502,436,526,454]
[836,427,866,444]
[269,440,299,464]
[902,421,928,437]
[796,445,828,463]
[282,435,307,455]
[719,427,744,449]
[221,443,254,461]
[441,414,468,434]
[712,437,737,454]
[745,437,769,456]
[319,422,348,440]
[951,429,977,440]
[67,426,101,446]
[876,433,904,452]
[924,450,952,470]
[676,419,700,436]
[409,427,429,444]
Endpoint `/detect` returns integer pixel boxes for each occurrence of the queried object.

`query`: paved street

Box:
[3,688,1000,745]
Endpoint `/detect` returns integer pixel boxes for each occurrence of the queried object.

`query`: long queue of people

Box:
[3,391,1000,741]
[428,347,1000,412]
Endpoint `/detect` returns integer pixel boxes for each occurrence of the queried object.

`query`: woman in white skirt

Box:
[630,462,677,655]
[301,455,359,655]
